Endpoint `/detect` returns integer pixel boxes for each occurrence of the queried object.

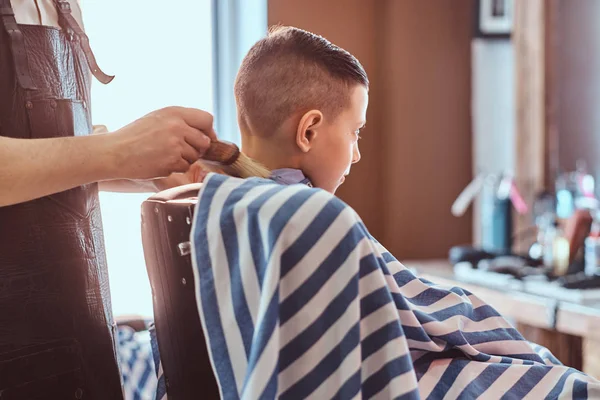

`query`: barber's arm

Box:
[94,124,208,193]
[0,107,215,207]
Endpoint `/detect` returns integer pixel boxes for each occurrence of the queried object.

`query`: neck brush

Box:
[200,140,271,179]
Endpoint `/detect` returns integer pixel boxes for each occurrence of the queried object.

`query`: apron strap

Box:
[53,0,114,85]
[0,0,38,90]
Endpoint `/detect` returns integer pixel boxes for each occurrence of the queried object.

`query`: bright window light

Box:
[82,0,214,318]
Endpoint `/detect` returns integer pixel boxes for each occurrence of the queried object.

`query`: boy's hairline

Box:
[239,81,367,139]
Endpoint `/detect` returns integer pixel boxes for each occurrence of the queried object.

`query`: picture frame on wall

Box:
[474,0,513,39]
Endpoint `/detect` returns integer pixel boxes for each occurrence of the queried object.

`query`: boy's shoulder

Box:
[196,174,369,257]
[199,173,353,217]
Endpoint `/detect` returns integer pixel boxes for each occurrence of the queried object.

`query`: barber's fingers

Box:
[181,142,200,164]
[183,126,212,156]
[189,161,209,183]
[169,106,217,140]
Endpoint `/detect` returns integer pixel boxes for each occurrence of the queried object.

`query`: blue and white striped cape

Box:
[191,173,600,399]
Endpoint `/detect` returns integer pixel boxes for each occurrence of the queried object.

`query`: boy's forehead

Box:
[348,85,369,116]
[331,87,367,127]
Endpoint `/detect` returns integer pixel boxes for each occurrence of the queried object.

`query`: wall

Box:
[556,0,600,179]
[268,0,473,259]
[375,1,472,259]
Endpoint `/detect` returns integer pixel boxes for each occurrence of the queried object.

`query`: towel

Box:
[117,325,158,400]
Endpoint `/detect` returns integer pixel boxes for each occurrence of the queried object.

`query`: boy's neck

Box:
[241,134,302,172]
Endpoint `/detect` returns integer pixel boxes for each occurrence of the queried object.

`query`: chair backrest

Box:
[141,183,219,399]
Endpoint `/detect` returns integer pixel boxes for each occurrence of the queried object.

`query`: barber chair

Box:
[141,183,219,399]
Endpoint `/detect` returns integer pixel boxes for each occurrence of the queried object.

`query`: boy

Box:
[234,25,368,193]
[155,26,600,399]
[149,25,369,398]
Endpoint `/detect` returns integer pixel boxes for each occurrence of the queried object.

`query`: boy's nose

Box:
[352,144,361,164]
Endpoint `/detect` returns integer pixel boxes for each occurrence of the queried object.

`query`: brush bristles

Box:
[199,152,271,179]
[226,152,271,178]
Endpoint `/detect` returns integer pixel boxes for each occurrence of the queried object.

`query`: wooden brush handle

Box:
[202,140,240,165]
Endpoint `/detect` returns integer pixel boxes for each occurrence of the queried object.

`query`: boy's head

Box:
[235,26,369,193]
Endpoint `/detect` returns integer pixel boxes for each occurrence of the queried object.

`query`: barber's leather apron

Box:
[0,1,124,398]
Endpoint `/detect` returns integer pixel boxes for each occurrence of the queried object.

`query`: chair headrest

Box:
[146,183,203,203]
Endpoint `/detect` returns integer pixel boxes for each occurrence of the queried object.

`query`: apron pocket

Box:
[25,98,91,139]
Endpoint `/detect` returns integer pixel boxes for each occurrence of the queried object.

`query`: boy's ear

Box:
[296,109,323,152]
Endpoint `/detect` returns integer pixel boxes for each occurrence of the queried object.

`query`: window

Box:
[82,0,214,317]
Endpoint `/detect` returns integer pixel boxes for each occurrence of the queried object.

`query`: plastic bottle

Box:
[542,218,570,275]
[552,225,570,276]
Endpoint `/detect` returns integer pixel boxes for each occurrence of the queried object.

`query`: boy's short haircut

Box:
[234,26,369,136]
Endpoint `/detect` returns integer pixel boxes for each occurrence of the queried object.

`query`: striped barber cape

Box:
[190,173,600,399]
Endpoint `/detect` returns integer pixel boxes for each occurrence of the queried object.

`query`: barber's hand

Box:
[110,106,216,180]
[152,161,209,191]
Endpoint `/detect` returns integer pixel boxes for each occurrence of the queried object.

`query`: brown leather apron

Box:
[0,1,124,398]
